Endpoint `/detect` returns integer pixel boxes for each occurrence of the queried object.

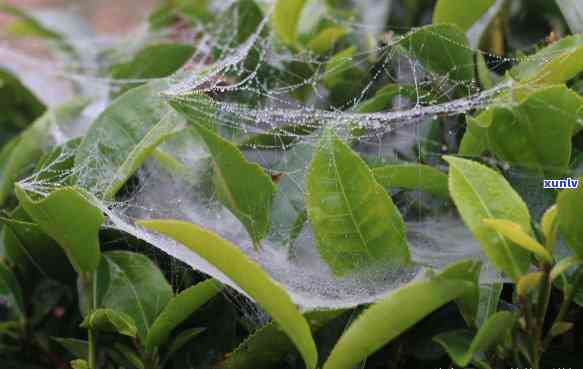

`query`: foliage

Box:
[2,1,583,369]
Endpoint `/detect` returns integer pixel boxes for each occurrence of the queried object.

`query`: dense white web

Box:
[3,0,571,311]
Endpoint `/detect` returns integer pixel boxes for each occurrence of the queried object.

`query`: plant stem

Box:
[542,265,583,349]
[82,272,98,369]
[531,263,552,369]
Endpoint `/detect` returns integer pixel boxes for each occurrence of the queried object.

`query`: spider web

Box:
[3,0,567,311]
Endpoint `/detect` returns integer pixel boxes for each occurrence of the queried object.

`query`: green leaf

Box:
[15,187,104,277]
[399,24,474,81]
[99,251,173,340]
[550,321,573,337]
[557,178,583,258]
[472,86,583,177]
[550,256,583,281]
[476,282,502,327]
[372,163,449,198]
[433,0,496,32]
[355,85,416,114]
[322,266,476,369]
[0,3,63,41]
[51,337,88,358]
[306,129,410,276]
[75,81,181,199]
[219,309,345,369]
[238,123,318,150]
[443,156,531,279]
[306,26,347,54]
[145,279,222,352]
[510,34,583,84]
[1,214,75,283]
[323,47,357,88]
[0,98,88,205]
[556,0,583,34]
[482,219,553,263]
[113,343,145,369]
[0,261,25,320]
[273,0,307,46]
[0,68,45,147]
[438,260,482,326]
[176,116,275,247]
[136,219,318,369]
[70,359,89,369]
[541,204,559,252]
[81,308,138,338]
[111,43,195,81]
[517,272,544,298]
[434,311,516,367]
[163,327,205,361]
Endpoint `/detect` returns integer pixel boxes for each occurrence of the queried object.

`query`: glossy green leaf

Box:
[145,279,222,352]
[219,309,345,369]
[75,81,181,199]
[556,0,583,34]
[510,34,583,84]
[182,121,275,247]
[15,186,104,277]
[433,0,496,32]
[482,219,553,263]
[0,98,87,205]
[444,156,531,279]
[273,0,307,46]
[81,308,138,338]
[99,251,173,340]
[322,266,476,369]
[136,219,318,369]
[0,68,45,147]
[372,163,449,198]
[434,311,516,367]
[306,129,410,276]
[399,24,474,81]
[557,177,583,258]
[0,261,25,320]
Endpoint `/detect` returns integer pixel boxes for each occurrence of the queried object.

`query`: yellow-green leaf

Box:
[434,311,516,367]
[136,219,318,369]
[482,219,552,263]
[444,156,531,279]
[322,264,476,369]
[145,279,222,352]
[273,0,307,46]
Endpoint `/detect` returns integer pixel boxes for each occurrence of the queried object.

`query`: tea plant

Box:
[2,0,583,369]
